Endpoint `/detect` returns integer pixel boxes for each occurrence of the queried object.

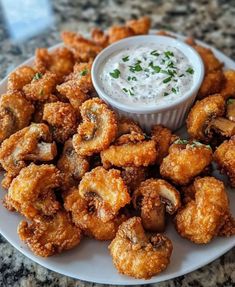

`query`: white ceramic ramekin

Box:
[91,35,204,131]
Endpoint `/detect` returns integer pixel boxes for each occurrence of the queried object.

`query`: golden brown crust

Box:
[109,217,173,279]
[175,177,229,244]
[18,210,81,257]
[220,70,235,99]
[108,26,135,44]
[126,16,151,35]
[7,66,36,92]
[121,166,148,192]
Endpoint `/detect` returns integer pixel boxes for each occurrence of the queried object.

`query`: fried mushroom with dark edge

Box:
[109,217,173,279]
[18,210,81,257]
[0,92,35,143]
[0,123,57,188]
[186,94,225,142]
[5,164,61,219]
[160,140,213,186]
[132,179,181,232]
[220,70,235,99]
[117,117,143,138]
[73,98,118,156]
[175,177,230,244]
[226,98,235,122]
[121,166,148,193]
[57,139,89,189]
[43,102,77,143]
[64,187,127,240]
[7,66,36,92]
[214,136,235,187]
[78,167,130,222]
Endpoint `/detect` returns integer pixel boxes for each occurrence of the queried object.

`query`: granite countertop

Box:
[0,0,234,286]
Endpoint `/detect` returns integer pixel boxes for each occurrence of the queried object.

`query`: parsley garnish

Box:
[186,67,194,74]
[179,74,185,77]
[163,92,169,97]
[172,87,177,94]
[127,76,137,81]
[80,69,88,76]
[163,76,172,83]
[129,63,143,72]
[149,62,161,73]
[150,50,160,56]
[227,98,235,105]
[164,51,174,58]
[122,56,129,62]
[174,139,189,145]
[122,88,128,93]
[33,72,43,80]
[110,69,121,78]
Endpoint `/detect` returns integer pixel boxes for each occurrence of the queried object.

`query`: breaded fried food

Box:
[101,139,157,168]
[160,140,213,185]
[18,210,81,257]
[5,164,61,219]
[186,94,225,142]
[57,139,89,189]
[226,98,235,122]
[43,102,77,143]
[0,92,34,143]
[91,28,109,47]
[7,66,36,92]
[121,166,148,192]
[73,98,118,156]
[126,16,151,35]
[23,71,57,102]
[218,212,235,237]
[56,62,93,114]
[175,177,229,244]
[61,31,103,61]
[78,167,130,222]
[220,70,235,99]
[64,187,126,240]
[0,123,57,188]
[108,26,135,44]
[117,117,143,137]
[151,124,178,164]
[34,47,74,81]
[132,179,181,232]
[109,217,173,279]
[214,136,235,187]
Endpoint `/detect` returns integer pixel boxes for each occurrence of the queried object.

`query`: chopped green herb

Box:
[186,67,194,74]
[129,63,143,72]
[127,76,131,81]
[164,51,174,58]
[163,76,172,83]
[174,139,189,145]
[163,92,169,97]
[149,62,161,73]
[172,87,177,94]
[167,61,175,68]
[33,72,43,80]
[122,88,128,93]
[227,98,235,105]
[179,74,185,77]
[80,69,88,76]
[150,50,160,56]
[110,69,121,78]
[122,56,129,62]
[132,76,137,81]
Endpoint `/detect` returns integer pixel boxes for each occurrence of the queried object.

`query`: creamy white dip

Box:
[100,44,195,106]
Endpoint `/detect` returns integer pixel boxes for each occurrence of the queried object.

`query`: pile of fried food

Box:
[0,16,234,280]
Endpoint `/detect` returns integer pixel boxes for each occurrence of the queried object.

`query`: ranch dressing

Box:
[100,44,195,106]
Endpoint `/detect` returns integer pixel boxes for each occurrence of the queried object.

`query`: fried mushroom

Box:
[121,166,148,193]
[0,92,34,143]
[5,164,61,219]
[132,179,181,232]
[175,177,230,243]
[220,70,235,99]
[109,217,173,279]
[18,210,81,257]
[226,99,235,122]
[7,66,36,92]
[73,98,118,156]
[126,16,151,35]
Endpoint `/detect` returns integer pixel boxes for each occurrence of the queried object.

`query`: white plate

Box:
[0,31,234,285]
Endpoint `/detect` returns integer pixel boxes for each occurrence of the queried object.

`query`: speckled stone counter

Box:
[0,0,234,286]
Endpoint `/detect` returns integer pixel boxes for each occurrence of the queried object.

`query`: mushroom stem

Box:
[227,101,235,122]
[207,117,235,137]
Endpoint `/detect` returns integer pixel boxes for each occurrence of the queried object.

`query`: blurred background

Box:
[0,0,234,286]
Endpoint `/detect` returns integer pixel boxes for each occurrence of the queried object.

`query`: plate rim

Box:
[0,29,235,285]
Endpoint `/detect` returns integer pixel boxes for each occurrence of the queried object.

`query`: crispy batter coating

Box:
[101,140,157,168]
[126,16,151,35]
[175,177,229,244]
[23,71,57,102]
[121,166,148,192]
[0,123,57,188]
[132,179,181,232]
[160,141,213,185]
[186,94,225,142]
[151,124,178,164]
[109,217,173,279]
[18,210,81,257]
[64,187,126,240]
[34,47,74,80]
[5,164,61,219]
[220,70,235,99]
[43,102,77,143]
[226,99,235,122]
[7,66,36,92]
[218,212,235,237]
[0,92,34,143]
[117,117,143,137]
[78,167,130,222]
[73,98,118,156]
[57,139,89,189]
[214,137,235,187]
[91,28,109,47]
[108,26,135,44]
[56,62,93,114]
[61,31,102,61]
